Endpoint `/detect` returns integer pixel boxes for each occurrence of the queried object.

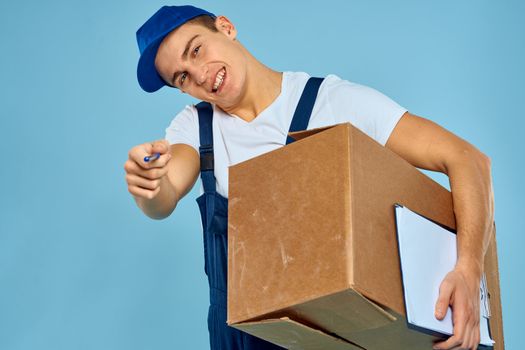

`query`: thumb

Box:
[435,280,453,320]
[151,139,170,154]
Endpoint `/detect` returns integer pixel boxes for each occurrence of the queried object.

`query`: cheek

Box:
[231,61,247,92]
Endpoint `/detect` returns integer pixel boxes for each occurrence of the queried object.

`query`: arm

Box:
[385,112,494,350]
[162,143,200,208]
[127,141,200,220]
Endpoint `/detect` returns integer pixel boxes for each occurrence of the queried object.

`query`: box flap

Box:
[232,317,364,350]
[291,288,396,335]
[287,124,341,142]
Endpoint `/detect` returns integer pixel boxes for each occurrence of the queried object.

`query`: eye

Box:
[179,46,200,87]
[179,72,187,86]
[193,45,201,57]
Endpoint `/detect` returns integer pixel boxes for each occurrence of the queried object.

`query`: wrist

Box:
[455,258,483,280]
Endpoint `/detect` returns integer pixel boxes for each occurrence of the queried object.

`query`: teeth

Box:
[213,68,225,91]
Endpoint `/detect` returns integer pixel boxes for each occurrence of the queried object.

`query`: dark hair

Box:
[187,14,218,32]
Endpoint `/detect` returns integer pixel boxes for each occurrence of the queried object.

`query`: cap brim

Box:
[137,37,167,93]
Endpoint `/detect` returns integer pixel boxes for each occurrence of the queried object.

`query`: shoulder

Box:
[165,104,201,151]
[167,103,204,129]
[282,71,310,92]
[284,71,310,81]
[284,71,354,102]
[288,72,372,103]
[319,74,376,98]
[319,74,404,113]
[167,104,198,123]
[313,74,407,146]
[179,103,198,118]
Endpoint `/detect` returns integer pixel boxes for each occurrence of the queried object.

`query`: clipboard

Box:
[394,204,494,348]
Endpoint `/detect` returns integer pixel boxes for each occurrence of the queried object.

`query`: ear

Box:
[215,15,237,39]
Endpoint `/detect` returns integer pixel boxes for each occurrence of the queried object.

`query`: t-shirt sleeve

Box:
[326,75,407,146]
[164,104,200,153]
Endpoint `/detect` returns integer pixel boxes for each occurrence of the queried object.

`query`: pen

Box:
[144,152,161,162]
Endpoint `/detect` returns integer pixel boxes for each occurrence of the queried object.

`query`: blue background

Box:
[1,0,522,349]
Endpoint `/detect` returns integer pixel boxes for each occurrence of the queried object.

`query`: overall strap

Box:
[286,77,324,145]
[195,101,216,194]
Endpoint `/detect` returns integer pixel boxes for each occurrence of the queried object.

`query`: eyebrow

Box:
[171,34,200,87]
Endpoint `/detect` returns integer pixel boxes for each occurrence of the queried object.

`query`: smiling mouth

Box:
[212,67,226,93]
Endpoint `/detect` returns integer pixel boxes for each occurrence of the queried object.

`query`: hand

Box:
[433,266,481,350]
[124,139,172,199]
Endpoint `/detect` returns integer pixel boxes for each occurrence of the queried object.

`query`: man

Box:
[124,5,494,350]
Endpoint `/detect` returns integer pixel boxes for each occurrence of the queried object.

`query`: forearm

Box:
[446,149,494,276]
[134,175,179,220]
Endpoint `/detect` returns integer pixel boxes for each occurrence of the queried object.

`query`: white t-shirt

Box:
[165,71,407,198]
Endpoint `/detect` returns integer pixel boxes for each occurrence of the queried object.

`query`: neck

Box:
[220,53,283,122]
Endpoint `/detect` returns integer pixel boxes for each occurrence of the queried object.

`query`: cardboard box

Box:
[228,123,504,349]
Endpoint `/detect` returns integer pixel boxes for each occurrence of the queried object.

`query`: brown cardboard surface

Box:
[485,225,505,350]
[283,289,434,350]
[233,317,364,350]
[228,122,504,349]
[228,124,352,324]
[288,289,396,333]
[235,288,440,349]
[347,122,455,314]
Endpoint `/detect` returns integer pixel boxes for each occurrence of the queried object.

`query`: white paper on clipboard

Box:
[394,204,494,347]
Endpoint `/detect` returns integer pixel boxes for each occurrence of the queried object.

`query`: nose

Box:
[191,64,208,86]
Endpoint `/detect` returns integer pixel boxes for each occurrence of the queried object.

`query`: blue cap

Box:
[136,5,215,93]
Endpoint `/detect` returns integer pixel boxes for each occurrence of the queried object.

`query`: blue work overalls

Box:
[195,77,324,350]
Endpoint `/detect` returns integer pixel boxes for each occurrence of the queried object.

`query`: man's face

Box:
[154,16,247,109]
